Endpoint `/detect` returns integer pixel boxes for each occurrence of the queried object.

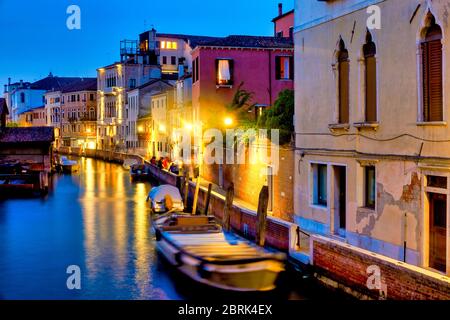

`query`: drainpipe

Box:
[268,50,273,107]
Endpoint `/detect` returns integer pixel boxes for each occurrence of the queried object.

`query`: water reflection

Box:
[0,157,323,300]
[0,157,183,299]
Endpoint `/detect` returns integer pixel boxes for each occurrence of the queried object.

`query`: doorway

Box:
[333,166,346,236]
[428,192,447,273]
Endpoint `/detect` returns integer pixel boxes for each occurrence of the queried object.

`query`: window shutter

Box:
[365,56,377,122]
[423,40,443,122]
[339,60,350,124]
[229,59,234,85]
[428,40,443,121]
[215,59,219,85]
[289,56,294,80]
[275,56,281,80]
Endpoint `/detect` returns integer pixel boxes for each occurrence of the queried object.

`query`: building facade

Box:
[294,0,450,277]
[59,79,97,149]
[273,3,294,38]
[4,74,82,123]
[96,61,160,151]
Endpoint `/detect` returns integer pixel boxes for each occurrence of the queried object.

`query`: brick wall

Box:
[312,235,450,300]
[186,177,294,252]
[203,146,295,222]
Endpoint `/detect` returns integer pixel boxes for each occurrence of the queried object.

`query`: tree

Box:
[257,89,294,145]
[226,82,256,127]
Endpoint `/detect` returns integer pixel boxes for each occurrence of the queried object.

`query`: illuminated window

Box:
[160,41,177,50]
[276,56,293,80]
[216,59,233,86]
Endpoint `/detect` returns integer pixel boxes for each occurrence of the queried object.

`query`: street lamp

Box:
[224,117,233,127]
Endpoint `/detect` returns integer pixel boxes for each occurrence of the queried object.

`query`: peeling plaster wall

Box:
[294,0,450,268]
[295,156,422,263]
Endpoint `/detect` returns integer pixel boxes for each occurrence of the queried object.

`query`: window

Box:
[162,56,167,65]
[276,56,293,80]
[171,56,177,65]
[193,57,200,83]
[312,164,327,207]
[276,31,283,38]
[90,93,94,101]
[20,92,25,103]
[422,15,443,122]
[216,59,233,86]
[364,166,376,209]
[129,79,136,88]
[289,27,294,39]
[364,31,377,122]
[160,41,177,50]
[337,38,350,124]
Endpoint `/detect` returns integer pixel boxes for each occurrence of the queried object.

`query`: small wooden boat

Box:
[152,214,286,292]
[147,185,185,213]
[59,156,79,174]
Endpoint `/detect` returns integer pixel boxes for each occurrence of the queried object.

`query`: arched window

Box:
[337,38,350,124]
[363,30,377,122]
[422,14,443,122]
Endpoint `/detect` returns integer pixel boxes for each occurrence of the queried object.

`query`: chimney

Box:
[8,77,11,86]
[20,80,23,87]
[278,3,283,16]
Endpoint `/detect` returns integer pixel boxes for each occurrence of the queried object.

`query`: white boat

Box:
[152,214,286,292]
[123,158,139,170]
[59,156,79,173]
[147,185,185,213]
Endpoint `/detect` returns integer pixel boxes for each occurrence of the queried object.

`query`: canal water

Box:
[0,157,338,300]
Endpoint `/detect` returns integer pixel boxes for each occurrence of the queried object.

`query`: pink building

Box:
[191,35,294,128]
[272,3,294,38]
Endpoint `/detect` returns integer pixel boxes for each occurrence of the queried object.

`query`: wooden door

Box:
[429,192,447,272]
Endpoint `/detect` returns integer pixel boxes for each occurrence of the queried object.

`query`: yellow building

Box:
[295,0,450,278]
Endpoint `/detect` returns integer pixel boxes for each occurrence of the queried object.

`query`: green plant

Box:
[257,89,294,145]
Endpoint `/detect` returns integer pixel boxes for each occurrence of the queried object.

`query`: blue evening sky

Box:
[0,0,293,89]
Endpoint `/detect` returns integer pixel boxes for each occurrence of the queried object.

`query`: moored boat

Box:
[58,156,79,174]
[152,213,286,292]
[130,164,150,181]
[147,184,185,213]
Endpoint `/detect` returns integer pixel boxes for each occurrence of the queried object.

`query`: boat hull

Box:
[155,228,285,292]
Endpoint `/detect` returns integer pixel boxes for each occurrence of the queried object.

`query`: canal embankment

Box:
[55,147,450,300]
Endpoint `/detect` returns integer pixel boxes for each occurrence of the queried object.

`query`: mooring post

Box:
[183,170,189,209]
[203,183,212,216]
[256,186,269,247]
[222,183,234,231]
[192,176,201,215]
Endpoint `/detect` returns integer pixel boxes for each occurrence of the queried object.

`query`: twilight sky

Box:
[0,0,293,89]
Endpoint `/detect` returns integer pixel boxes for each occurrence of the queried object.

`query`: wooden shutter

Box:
[365,56,377,122]
[275,56,281,80]
[339,60,350,124]
[228,59,234,85]
[289,56,294,80]
[423,40,443,121]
